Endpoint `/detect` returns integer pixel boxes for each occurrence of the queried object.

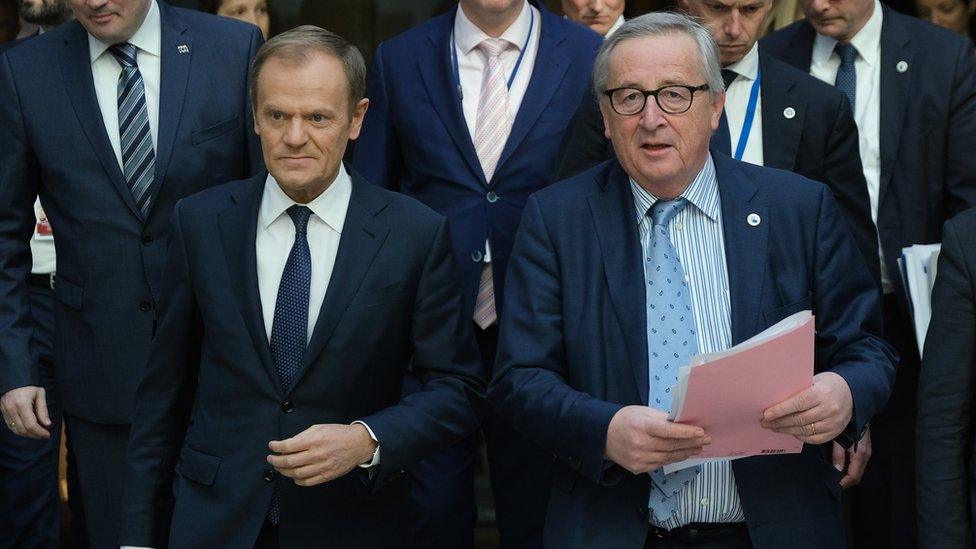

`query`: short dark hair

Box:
[249,25,366,116]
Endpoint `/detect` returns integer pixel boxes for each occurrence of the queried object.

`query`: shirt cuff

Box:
[352,420,380,467]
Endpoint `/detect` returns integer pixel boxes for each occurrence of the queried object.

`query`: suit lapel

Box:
[878,6,913,206]
[147,2,192,216]
[285,172,391,396]
[588,162,650,405]
[496,5,570,175]
[60,23,142,220]
[714,155,769,344]
[417,8,488,187]
[783,21,816,72]
[758,53,803,172]
[219,174,281,394]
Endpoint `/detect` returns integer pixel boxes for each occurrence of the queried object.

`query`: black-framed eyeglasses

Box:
[603,84,711,116]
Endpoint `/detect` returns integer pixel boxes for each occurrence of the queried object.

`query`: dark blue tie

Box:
[267,205,312,525]
[710,69,739,155]
[109,43,155,217]
[644,198,701,523]
[834,43,858,110]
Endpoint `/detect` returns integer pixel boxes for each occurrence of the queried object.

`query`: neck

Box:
[836,1,875,43]
[460,0,526,38]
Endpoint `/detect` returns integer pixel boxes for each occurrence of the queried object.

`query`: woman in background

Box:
[199,0,270,39]
[914,0,976,41]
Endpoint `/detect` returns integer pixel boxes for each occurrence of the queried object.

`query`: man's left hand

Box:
[760,372,853,445]
[268,423,378,487]
[832,426,872,488]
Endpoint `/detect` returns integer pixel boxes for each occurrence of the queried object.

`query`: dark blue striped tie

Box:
[267,205,313,526]
[109,43,155,217]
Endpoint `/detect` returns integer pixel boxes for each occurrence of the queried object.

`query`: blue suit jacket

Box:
[0,2,263,423]
[490,155,896,548]
[120,170,486,548]
[352,1,602,317]
[762,7,976,317]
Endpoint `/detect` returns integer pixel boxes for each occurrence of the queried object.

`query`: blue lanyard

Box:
[449,6,535,100]
[733,67,761,161]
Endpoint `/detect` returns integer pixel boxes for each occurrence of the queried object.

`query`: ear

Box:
[599,98,613,140]
[348,98,370,141]
[710,91,726,132]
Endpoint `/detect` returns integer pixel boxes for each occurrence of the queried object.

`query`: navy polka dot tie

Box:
[267,205,312,525]
[834,42,858,110]
[644,198,701,523]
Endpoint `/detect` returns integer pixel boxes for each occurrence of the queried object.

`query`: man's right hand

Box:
[605,405,710,475]
[1,386,51,439]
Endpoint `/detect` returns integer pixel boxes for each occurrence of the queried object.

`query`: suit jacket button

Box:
[142,235,153,246]
[281,401,294,413]
[264,469,276,482]
[487,190,499,203]
[471,250,483,263]
[637,507,648,519]
[568,456,581,469]
[138,301,152,312]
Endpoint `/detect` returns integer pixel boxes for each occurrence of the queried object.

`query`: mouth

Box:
[89,12,115,25]
[641,143,672,154]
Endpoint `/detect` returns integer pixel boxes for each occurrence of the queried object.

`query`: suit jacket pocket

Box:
[54,276,84,310]
[175,445,221,487]
[347,281,404,311]
[762,293,813,325]
[191,114,241,146]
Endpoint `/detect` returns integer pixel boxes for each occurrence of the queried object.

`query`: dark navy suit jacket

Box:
[490,155,896,548]
[0,2,263,423]
[120,170,486,548]
[762,6,976,315]
[352,1,602,318]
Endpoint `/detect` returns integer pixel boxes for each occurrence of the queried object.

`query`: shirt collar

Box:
[455,0,532,55]
[88,0,161,64]
[605,15,625,38]
[812,0,883,67]
[725,42,760,81]
[260,163,353,234]
[629,154,721,223]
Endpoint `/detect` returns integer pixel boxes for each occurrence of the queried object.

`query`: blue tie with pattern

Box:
[267,205,313,526]
[644,198,701,523]
[109,43,155,217]
[834,43,858,110]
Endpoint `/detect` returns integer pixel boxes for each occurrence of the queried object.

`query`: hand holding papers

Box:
[662,311,815,473]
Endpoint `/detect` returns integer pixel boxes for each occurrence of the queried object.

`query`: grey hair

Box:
[592,12,723,101]
[249,25,367,116]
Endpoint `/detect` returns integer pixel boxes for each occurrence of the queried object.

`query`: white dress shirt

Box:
[606,14,625,37]
[30,198,55,275]
[89,0,161,172]
[454,0,540,263]
[723,43,764,167]
[809,0,889,292]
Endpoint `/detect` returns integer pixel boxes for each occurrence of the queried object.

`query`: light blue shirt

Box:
[630,154,745,529]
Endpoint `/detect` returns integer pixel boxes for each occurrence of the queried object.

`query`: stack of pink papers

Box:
[663,310,814,473]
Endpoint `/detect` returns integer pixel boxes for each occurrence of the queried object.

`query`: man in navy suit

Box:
[120,26,485,548]
[491,13,895,548]
[762,1,976,545]
[0,0,262,545]
[352,1,601,546]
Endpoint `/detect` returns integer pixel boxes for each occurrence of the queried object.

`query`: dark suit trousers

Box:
[65,416,130,549]
[407,324,553,549]
[850,294,917,549]
[0,284,61,549]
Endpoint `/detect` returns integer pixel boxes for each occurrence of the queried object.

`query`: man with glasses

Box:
[490,12,895,548]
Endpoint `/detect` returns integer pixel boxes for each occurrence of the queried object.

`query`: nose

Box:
[639,95,668,131]
[283,118,308,148]
[724,10,744,38]
[806,0,832,14]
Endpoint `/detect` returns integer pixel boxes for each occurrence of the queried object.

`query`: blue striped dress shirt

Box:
[629,154,745,529]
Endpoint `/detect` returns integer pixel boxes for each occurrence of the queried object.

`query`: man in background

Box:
[562,0,624,36]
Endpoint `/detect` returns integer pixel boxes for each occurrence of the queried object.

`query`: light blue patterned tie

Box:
[644,198,701,523]
[109,43,155,217]
[267,205,313,526]
[834,42,858,110]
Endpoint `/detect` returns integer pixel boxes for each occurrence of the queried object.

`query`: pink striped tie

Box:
[472,38,513,330]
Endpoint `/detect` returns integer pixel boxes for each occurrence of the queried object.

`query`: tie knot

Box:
[109,43,139,68]
[835,42,858,64]
[477,38,511,59]
[721,69,738,89]
[649,198,688,227]
[286,205,312,235]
